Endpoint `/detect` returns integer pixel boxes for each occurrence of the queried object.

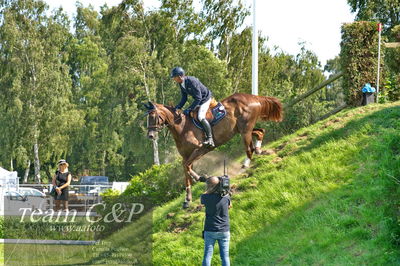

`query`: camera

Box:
[217,175,230,196]
[201,158,231,196]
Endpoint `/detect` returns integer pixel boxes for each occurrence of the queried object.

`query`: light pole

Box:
[376,22,382,103]
[252,0,258,95]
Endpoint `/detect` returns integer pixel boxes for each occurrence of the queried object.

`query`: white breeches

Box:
[198,97,212,121]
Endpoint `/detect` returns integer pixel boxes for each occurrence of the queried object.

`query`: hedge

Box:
[340,21,384,106]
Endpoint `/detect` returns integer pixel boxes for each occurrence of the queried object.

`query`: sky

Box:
[45,0,355,66]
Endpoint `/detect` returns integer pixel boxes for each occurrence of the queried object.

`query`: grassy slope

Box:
[152,102,400,265]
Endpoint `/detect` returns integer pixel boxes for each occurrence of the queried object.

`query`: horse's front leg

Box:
[186,147,210,182]
[182,161,193,209]
[188,164,207,182]
[182,148,210,209]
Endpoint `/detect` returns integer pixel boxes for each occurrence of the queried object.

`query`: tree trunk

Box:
[10,157,13,171]
[101,150,106,176]
[23,160,31,183]
[33,129,41,184]
[153,139,160,165]
[141,64,160,166]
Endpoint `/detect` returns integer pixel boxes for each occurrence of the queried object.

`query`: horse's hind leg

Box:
[241,131,255,168]
[252,128,265,155]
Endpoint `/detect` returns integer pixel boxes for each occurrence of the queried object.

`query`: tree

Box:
[0,0,81,182]
[110,35,162,170]
[160,0,205,44]
[201,0,249,59]
[178,44,230,100]
[347,0,400,33]
[68,5,113,176]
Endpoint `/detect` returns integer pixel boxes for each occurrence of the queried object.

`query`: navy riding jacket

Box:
[175,76,212,110]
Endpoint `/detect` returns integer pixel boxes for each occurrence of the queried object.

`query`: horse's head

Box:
[143,101,168,140]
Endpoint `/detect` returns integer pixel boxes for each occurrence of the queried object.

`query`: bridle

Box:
[146,109,167,131]
[145,107,183,132]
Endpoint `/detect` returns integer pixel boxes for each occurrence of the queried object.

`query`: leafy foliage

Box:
[383,25,400,102]
[0,216,3,238]
[346,1,400,103]
[347,0,400,31]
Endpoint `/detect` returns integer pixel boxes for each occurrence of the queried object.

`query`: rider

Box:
[171,66,215,147]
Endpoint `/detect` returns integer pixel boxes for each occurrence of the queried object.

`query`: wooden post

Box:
[318,103,348,121]
[384,42,400,48]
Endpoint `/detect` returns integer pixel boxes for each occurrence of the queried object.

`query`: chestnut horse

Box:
[145,93,283,208]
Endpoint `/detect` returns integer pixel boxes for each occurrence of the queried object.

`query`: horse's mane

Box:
[155,103,183,123]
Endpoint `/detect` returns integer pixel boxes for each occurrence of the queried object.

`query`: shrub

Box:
[122,161,183,206]
[0,216,3,238]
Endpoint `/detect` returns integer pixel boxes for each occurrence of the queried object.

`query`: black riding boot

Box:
[200,119,215,147]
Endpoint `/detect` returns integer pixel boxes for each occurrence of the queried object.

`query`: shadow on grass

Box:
[232,104,400,265]
[232,168,400,265]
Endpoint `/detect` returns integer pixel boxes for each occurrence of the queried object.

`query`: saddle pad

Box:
[192,102,227,130]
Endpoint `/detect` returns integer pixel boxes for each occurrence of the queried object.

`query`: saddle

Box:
[190,98,227,130]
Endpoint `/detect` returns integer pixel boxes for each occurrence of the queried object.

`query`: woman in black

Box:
[201,176,232,266]
[52,159,72,211]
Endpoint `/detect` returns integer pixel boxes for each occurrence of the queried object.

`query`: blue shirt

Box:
[175,76,212,110]
[201,193,230,232]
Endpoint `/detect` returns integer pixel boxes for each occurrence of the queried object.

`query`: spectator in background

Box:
[52,159,71,211]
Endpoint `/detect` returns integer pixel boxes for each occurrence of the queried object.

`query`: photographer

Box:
[201,176,232,266]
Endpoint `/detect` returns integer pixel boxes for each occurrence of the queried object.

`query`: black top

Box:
[175,76,212,110]
[54,171,70,201]
[56,171,70,187]
[201,193,230,232]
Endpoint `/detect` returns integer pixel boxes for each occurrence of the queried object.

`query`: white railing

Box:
[5,184,113,214]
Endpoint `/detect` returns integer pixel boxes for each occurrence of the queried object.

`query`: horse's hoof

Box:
[255,147,262,155]
[182,202,190,209]
[242,158,251,168]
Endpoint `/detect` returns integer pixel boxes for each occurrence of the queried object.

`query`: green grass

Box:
[1,212,152,265]
[3,102,400,265]
[0,244,3,265]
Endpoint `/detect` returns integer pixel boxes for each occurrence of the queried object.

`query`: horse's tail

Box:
[257,96,283,122]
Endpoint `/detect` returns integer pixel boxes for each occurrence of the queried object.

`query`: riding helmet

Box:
[170,67,185,78]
